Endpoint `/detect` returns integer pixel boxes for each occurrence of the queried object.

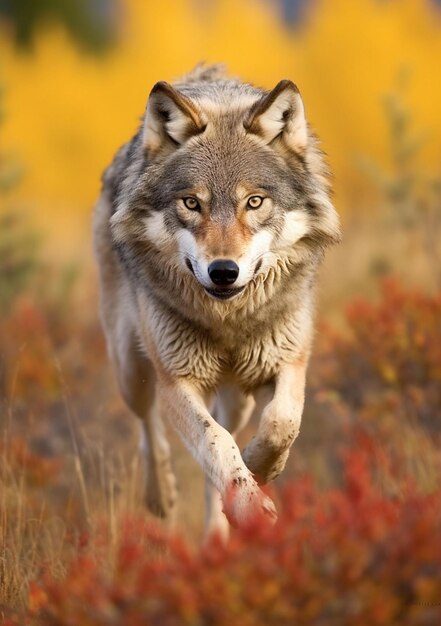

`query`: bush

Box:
[17,437,441,626]
[315,278,441,435]
[2,279,440,624]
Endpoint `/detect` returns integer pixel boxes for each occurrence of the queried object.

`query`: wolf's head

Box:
[111,75,341,303]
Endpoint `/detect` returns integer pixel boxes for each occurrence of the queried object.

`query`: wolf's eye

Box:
[183,197,200,211]
[247,196,264,209]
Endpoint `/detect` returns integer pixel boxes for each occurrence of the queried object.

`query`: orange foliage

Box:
[0,294,106,407]
[0,297,59,401]
[315,277,441,437]
[1,0,441,257]
[0,435,60,487]
[1,278,440,624]
[14,438,441,625]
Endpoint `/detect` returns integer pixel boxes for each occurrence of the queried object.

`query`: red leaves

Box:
[313,278,441,491]
[318,278,441,404]
[19,450,441,626]
[0,435,61,487]
[0,294,106,408]
[28,581,48,613]
[3,277,441,624]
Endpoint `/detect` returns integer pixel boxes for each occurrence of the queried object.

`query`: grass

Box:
[0,267,440,623]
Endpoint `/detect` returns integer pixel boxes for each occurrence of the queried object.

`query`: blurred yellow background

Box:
[2,6,441,619]
[1,0,441,259]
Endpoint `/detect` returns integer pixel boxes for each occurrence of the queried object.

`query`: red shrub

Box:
[0,295,106,408]
[20,443,441,626]
[0,435,61,487]
[2,279,440,624]
[315,278,441,435]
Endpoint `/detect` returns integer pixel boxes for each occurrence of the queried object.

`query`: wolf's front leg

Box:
[242,357,307,484]
[158,378,277,529]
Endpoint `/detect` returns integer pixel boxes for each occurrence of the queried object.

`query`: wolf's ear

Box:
[244,80,307,153]
[143,81,206,153]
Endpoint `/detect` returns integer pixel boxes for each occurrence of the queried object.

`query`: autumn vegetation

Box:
[1,1,441,623]
[2,0,441,252]
[0,276,440,624]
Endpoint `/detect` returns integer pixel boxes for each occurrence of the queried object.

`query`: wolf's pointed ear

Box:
[244,80,307,152]
[143,81,206,153]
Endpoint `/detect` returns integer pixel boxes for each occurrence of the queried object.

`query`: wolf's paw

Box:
[222,479,277,529]
[145,466,178,520]
[242,437,291,485]
[242,405,298,484]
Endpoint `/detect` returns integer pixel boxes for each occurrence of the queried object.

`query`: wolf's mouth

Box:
[185,258,245,300]
[204,286,245,300]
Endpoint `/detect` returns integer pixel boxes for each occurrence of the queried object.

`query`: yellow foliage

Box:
[1,0,441,256]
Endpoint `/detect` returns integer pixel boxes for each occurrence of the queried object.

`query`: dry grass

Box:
[1,214,440,619]
[319,214,439,326]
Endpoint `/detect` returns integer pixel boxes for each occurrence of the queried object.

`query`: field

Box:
[1,1,441,624]
[1,262,440,624]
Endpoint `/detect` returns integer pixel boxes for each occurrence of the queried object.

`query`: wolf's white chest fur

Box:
[142,294,310,391]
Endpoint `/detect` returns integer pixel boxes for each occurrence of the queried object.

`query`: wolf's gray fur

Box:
[94,65,340,537]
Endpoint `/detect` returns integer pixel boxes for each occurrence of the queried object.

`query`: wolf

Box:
[93,64,341,538]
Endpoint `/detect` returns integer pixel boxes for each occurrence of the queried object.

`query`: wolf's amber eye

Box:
[247,196,264,209]
[183,197,200,211]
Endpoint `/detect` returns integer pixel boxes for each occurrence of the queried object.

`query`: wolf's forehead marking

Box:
[175,80,262,108]
[196,93,261,116]
[171,182,211,203]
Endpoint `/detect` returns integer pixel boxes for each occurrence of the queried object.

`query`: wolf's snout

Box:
[208,259,239,285]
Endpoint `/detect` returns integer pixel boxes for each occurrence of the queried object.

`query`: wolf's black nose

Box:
[208,259,239,285]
